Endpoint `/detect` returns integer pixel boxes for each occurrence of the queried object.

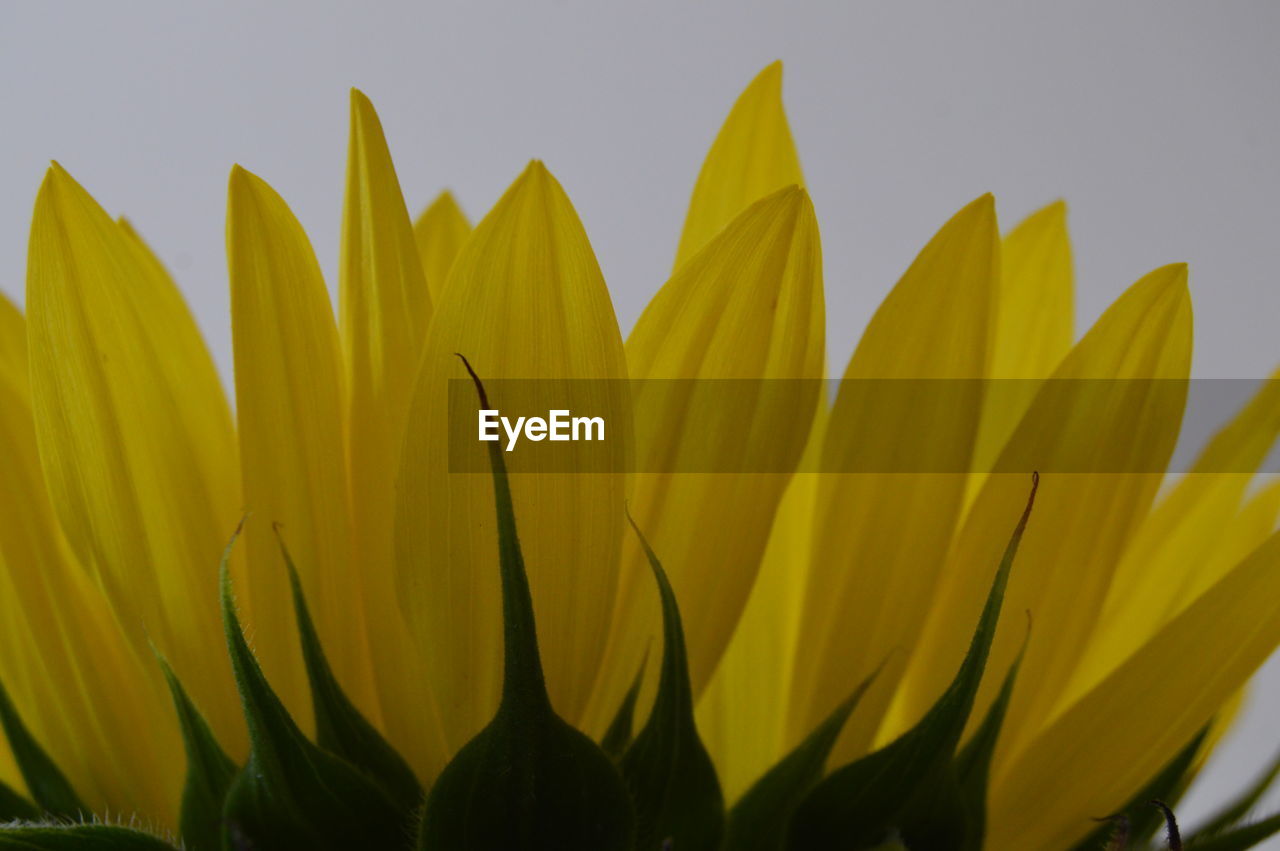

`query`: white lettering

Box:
[480,410,605,451]
[502,416,526,452]
[549,409,570,441]
[479,410,500,441]
[573,416,605,441]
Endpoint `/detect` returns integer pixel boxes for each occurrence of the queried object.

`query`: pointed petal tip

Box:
[954,192,997,230]
[766,184,815,223]
[40,161,81,202]
[227,165,262,210]
[755,60,784,86]
[759,183,804,207]
[1150,261,1191,292]
[33,162,102,224]
[227,163,251,189]
[1123,262,1191,317]
[227,165,276,206]
[349,88,379,125]
[511,159,559,197]
[46,160,73,183]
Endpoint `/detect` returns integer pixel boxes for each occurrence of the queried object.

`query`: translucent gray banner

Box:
[444,378,1279,474]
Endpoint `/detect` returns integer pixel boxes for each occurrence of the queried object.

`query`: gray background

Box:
[2,0,1279,835]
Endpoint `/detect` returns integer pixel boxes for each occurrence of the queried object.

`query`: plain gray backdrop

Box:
[3,1,1279,837]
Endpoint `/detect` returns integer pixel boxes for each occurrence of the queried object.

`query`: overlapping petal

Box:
[395,162,632,748]
[988,529,1280,848]
[25,165,242,747]
[674,61,804,268]
[970,201,1075,492]
[696,406,828,801]
[1066,371,1280,703]
[227,166,373,726]
[788,195,999,764]
[339,91,447,775]
[895,265,1193,772]
[413,191,472,302]
[585,185,824,735]
[0,339,178,819]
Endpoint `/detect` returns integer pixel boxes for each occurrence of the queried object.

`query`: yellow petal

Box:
[117,216,239,459]
[969,201,1074,492]
[1212,476,1280,572]
[0,362,180,821]
[395,162,631,747]
[227,165,374,726]
[0,291,27,382]
[339,91,447,772]
[413,190,472,302]
[673,61,804,268]
[342,89,432,372]
[893,264,1193,766]
[991,200,1074,379]
[1064,371,1280,704]
[788,195,999,763]
[696,404,828,802]
[987,528,1280,849]
[584,186,825,735]
[26,164,242,747]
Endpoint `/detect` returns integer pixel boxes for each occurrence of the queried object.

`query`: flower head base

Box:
[2,63,1280,850]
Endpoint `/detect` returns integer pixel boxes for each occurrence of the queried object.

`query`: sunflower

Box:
[2,61,1280,850]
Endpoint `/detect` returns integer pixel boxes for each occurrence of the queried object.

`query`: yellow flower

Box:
[2,60,1280,850]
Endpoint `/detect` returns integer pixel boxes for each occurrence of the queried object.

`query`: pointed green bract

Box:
[724,664,882,851]
[278,529,423,814]
[893,628,1030,851]
[0,778,36,822]
[0,825,178,849]
[787,473,1039,849]
[217,525,409,850]
[417,355,635,851]
[1068,729,1205,851]
[619,513,725,850]
[0,679,86,818]
[949,619,1032,851]
[601,652,648,761]
[1185,813,1280,851]
[155,653,237,851]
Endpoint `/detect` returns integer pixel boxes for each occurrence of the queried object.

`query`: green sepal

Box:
[1182,812,1280,851]
[277,529,423,814]
[944,615,1032,851]
[896,765,968,851]
[0,678,86,818]
[786,473,1039,850]
[154,652,238,851]
[0,824,178,849]
[217,524,409,850]
[417,355,635,851]
[875,625,1031,851]
[600,651,648,761]
[1188,746,1280,840]
[0,777,37,822]
[618,513,724,850]
[723,661,882,851]
[1067,727,1206,851]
